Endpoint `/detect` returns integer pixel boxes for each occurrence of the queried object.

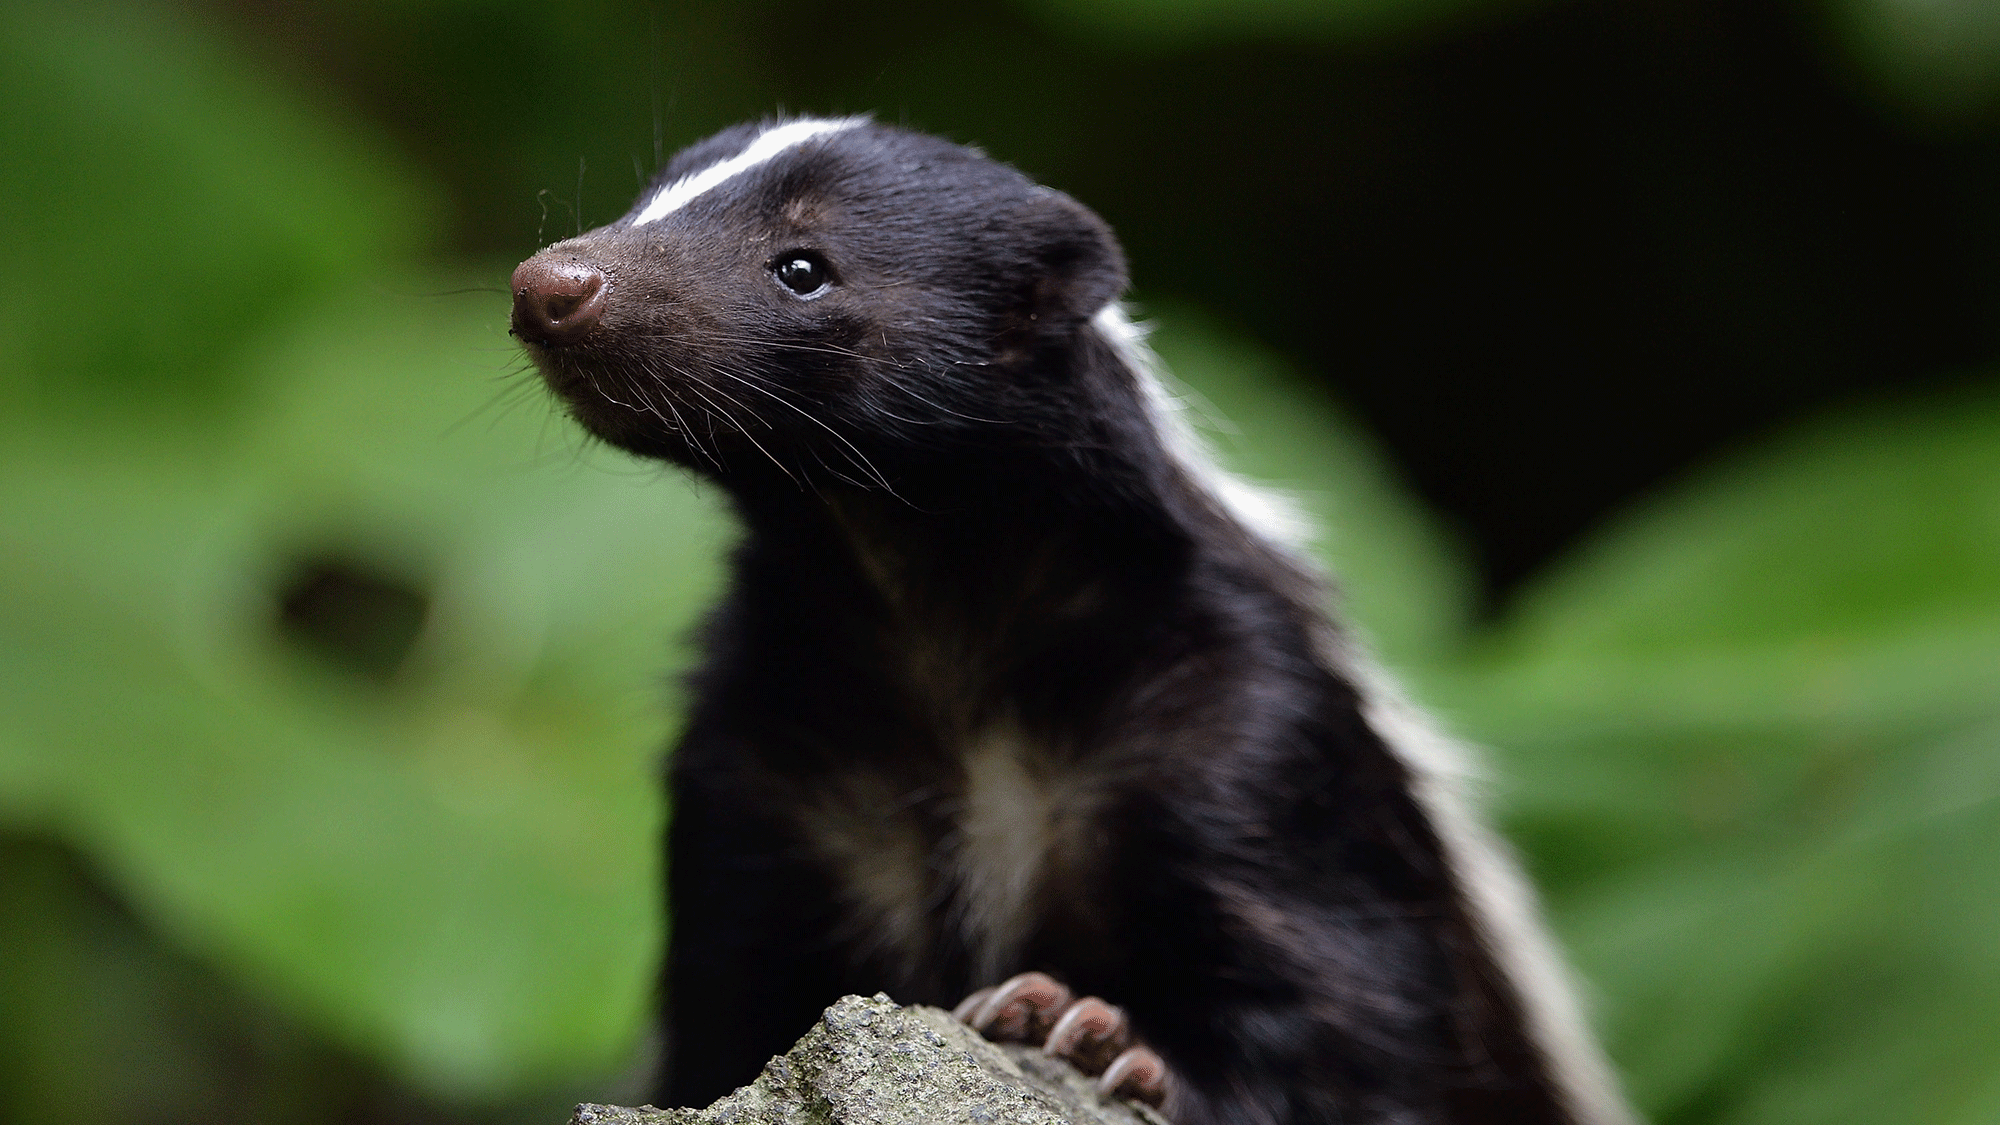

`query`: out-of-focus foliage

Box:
[1821,0,2000,125]
[1437,385,2000,1125]
[1015,0,1542,47]
[0,282,731,1096]
[0,834,505,1124]
[0,5,431,416]
[0,1,1996,1123]
[1145,324,2000,1125]
[0,2,723,1103]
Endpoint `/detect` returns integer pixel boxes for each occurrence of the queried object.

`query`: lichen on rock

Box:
[570,994,1167,1125]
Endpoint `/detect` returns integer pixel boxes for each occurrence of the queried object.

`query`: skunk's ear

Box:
[1017,188,1129,328]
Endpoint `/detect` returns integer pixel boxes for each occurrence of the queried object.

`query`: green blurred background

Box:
[3,0,1998,1121]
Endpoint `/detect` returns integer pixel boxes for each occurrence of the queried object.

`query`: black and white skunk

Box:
[511,117,1634,1125]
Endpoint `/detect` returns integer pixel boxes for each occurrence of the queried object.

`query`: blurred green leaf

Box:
[0,834,462,1124]
[1433,383,2000,1123]
[0,277,731,1097]
[0,3,433,416]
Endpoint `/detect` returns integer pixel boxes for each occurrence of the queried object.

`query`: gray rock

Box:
[571,994,1166,1125]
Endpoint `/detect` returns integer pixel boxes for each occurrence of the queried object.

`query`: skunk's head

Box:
[511,118,1127,484]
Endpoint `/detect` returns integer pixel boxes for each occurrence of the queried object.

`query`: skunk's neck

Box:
[733,438,1190,609]
[731,325,1199,617]
[720,417,1204,736]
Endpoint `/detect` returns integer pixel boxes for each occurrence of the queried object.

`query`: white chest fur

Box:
[949,722,1067,983]
[797,719,1099,988]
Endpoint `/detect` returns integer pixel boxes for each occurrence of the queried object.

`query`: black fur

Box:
[514,119,1609,1125]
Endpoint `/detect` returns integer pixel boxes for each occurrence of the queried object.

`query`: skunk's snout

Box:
[511,257,607,347]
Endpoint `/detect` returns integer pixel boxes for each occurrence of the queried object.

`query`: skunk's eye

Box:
[772,252,832,298]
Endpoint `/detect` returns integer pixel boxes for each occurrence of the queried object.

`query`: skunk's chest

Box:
[794,717,1110,987]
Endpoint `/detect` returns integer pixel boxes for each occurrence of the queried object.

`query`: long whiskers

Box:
[712,367,905,499]
[638,328,1015,426]
[669,365,802,488]
[446,357,552,436]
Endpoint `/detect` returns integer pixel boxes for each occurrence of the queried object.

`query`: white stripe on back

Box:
[1092,304,1313,548]
[633,117,867,226]
[1092,301,1639,1125]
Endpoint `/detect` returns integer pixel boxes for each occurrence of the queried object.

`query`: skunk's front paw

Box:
[953,972,1172,1112]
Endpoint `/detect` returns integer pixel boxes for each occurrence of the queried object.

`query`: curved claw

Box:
[952,976,1174,1118]
[1043,997,1132,1075]
[1099,1045,1171,1108]
[965,971,1074,1043]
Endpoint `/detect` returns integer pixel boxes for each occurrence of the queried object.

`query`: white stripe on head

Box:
[633,116,868,226]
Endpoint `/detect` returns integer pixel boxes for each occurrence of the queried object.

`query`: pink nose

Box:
[511,258,607,346]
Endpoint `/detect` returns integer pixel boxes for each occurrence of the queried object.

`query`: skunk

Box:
[511,116,1634,1125]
